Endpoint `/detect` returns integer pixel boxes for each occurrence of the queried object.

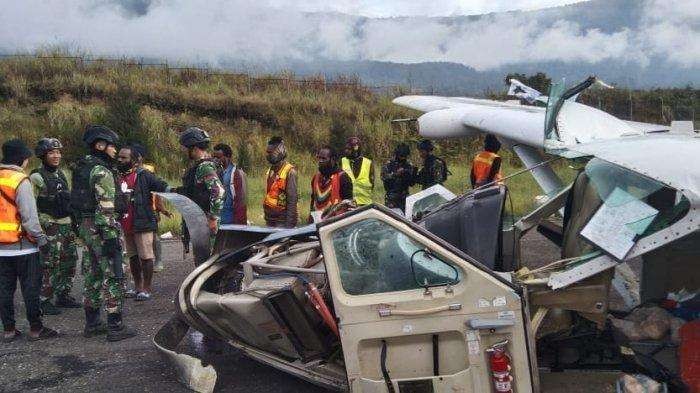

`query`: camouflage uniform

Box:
[415,155,448,190]
[196,160,225,222]
[77,159,124,313]
[29,170,78,301]
[181,159,225,230]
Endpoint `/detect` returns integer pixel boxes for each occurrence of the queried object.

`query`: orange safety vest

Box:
[311,172,342,212]
[472,151,503,186]
[264,162,294,212]
[0,169,28,244]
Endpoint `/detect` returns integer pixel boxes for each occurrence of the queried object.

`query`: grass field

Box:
[0,53,586,235]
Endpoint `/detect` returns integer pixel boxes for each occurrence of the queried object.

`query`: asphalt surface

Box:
[0,234,620,392]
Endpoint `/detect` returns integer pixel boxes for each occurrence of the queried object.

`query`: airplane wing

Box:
[392,95,670,150]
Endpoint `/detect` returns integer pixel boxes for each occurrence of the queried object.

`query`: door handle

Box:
[467,318,514,329]
[378,303,462,317]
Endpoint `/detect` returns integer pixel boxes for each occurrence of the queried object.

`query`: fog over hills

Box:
[2,0,698,94]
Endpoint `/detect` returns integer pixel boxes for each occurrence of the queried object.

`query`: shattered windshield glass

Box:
[411,193,450,220]
[331,218,461,296]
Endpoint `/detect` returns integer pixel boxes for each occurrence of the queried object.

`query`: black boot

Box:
[106,313,137,342]
[41,299,62,315]
[83,308,107,337]
[55,294,82,308]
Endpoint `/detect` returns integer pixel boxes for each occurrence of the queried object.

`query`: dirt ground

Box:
[0,234,622,392]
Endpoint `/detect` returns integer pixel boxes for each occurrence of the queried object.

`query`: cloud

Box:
[265,0,588,18]
[0,0,697,70]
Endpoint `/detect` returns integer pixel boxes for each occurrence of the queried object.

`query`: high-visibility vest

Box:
[471,151,503,187]
[0,169,28,244]
[311,172,341,212]
[264,162,294,212]
[341,157,372,205]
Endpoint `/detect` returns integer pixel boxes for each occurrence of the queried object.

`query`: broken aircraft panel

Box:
[156,78,698,392]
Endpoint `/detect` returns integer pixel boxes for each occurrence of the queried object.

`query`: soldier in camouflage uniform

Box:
[29,138,81,316]
[178,127,225,245]
[72,125,136,341]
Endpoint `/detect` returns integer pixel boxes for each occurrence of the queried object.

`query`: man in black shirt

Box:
[381,143,417,212]
[415,139,448,190]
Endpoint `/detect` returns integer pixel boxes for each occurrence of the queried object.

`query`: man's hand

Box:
[207,217,218,235]
[39,242,51,257]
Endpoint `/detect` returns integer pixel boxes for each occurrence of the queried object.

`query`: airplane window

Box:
[564,158,690,258]
[331,218,461,296]
[584,158,689,233]
[585,158,664,202]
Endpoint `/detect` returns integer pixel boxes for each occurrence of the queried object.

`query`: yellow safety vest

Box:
[0,169,27,244]
[341,157,372,205]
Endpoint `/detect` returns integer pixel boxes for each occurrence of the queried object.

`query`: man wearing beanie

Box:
[0,139,58,342]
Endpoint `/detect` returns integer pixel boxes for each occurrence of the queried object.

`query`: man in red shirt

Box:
[308,146,353,222]
[117,144,169,301]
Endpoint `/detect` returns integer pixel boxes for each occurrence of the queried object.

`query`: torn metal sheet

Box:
[580,188,658,260]
[153,316,217,393]
[548,255,617,290]
[611,267,641,312]
[514,185,571,233]
[156,192,211,266]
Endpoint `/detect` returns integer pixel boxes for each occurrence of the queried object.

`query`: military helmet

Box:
[417,139,434,151]
[83,125,119,146]
[34,138,63,157]
[179,127,211,148]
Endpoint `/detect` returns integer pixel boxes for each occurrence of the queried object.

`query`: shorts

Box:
[123,231,156,260]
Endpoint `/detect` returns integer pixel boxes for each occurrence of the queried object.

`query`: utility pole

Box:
[629,89,633,121]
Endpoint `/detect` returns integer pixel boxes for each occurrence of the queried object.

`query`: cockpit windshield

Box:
[565,158,690,259]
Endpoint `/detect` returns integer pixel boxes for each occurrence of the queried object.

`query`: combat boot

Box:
[106,313,137,342]
[83,308,107,337]
[56,294,82,308]
[41,299,62,315]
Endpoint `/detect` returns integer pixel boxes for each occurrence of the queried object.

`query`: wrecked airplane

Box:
[155,77,699,393]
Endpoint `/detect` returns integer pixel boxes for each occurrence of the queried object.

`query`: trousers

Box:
[0,252,43,331]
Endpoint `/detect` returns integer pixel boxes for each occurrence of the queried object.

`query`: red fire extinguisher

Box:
[486,339,513,393]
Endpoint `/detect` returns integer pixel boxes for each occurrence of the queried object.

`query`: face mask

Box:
[117,161,133,173]
[94,149,115,166]
[318,163,335,176]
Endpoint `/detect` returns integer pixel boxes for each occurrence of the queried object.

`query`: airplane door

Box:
[318,208,536,393]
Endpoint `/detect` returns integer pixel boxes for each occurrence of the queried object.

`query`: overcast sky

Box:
[0,0,697,70]
[265,0,588,17]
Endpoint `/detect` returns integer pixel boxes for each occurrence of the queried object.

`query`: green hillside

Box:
[12,54,677,229]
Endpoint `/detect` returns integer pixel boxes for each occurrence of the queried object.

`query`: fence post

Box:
[629,90,633,121]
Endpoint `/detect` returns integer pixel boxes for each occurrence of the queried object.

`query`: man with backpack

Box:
[415,139,448,190]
